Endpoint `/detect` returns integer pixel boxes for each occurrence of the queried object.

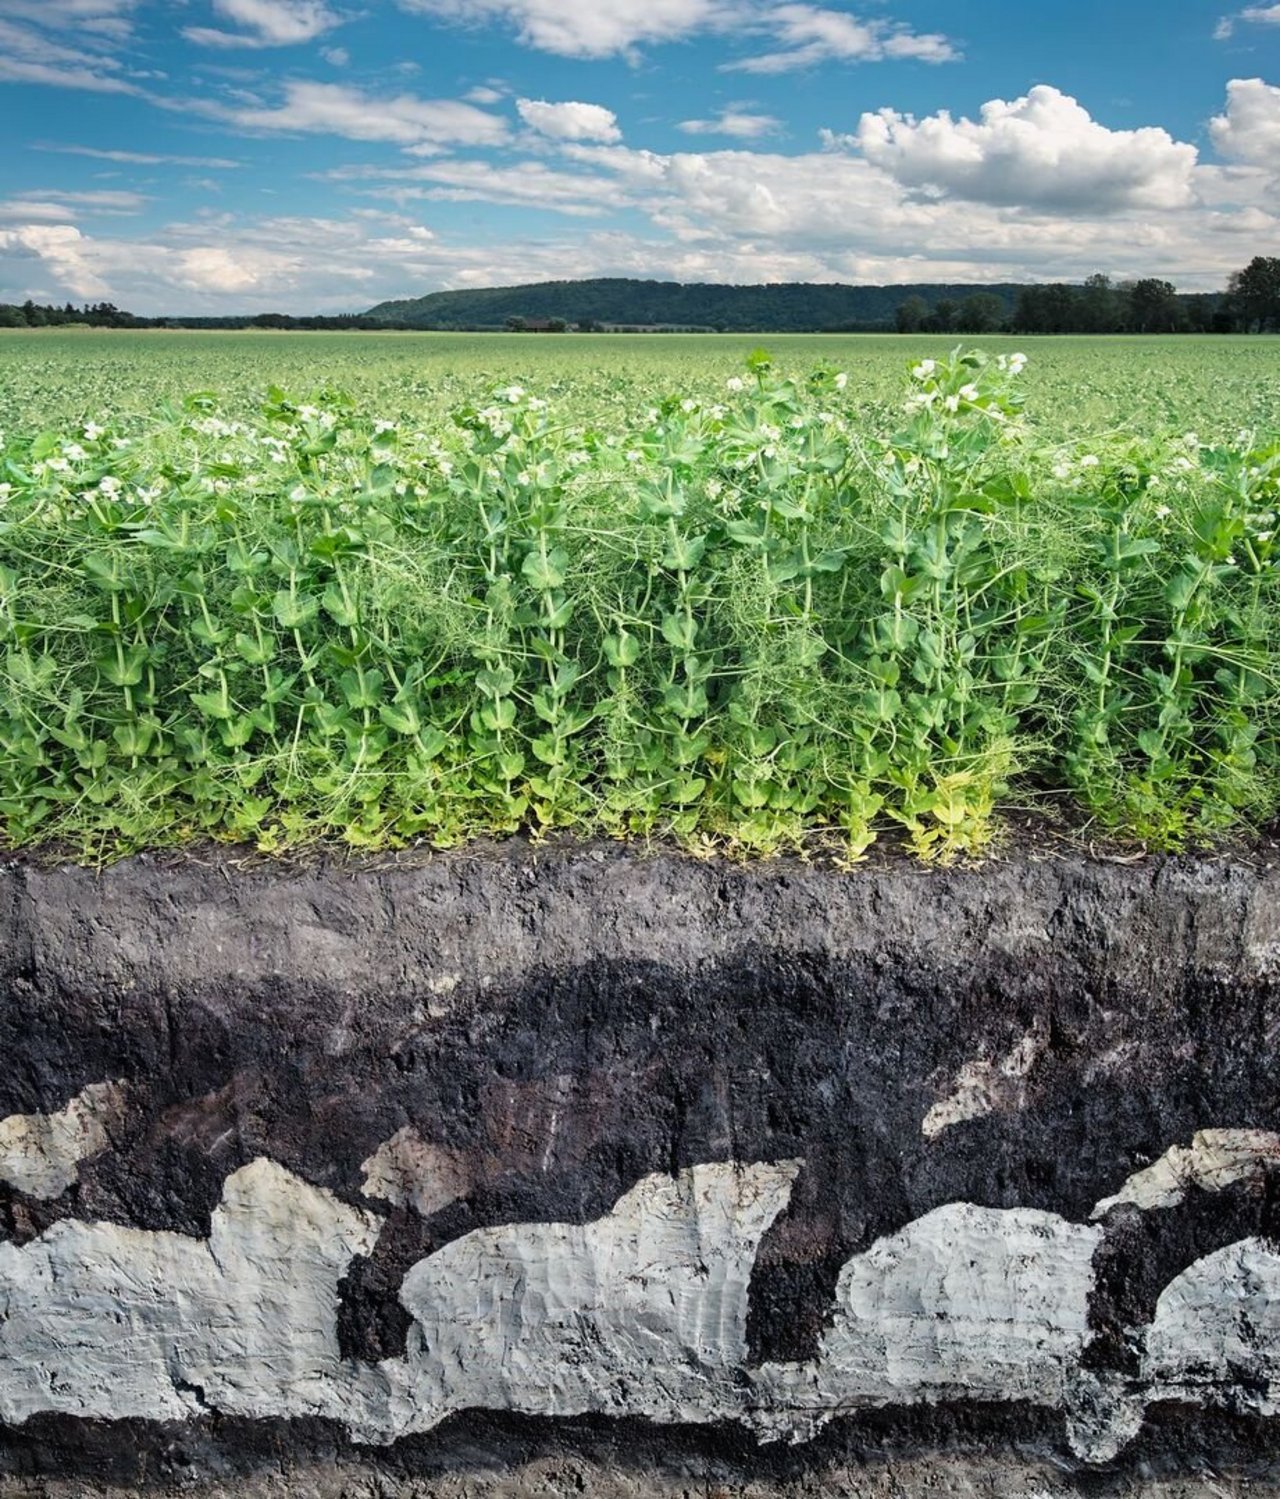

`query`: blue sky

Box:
[0,0,1277,312]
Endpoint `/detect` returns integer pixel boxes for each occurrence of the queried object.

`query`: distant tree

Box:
[956,292,1006,334]
[928,298,959,334]
[1079,273,1121,333]
[1181,293,1219,334]
[1228,256,1280,332]
[1129,278,1182,333]
[895,295,930,333]
[504,315,527,331]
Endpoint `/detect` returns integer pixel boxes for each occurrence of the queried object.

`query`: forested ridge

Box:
[3,258,1276,333]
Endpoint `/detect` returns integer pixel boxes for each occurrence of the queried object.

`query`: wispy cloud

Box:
[34,143,242,168]
[203,80,510,148]
[324,158,632,215]
[725,5,957,73]
[395,0,956,68]
[1215,4,1280,38]
[0,11,143,94]
[678,106,780,138]
[182,0,345,50]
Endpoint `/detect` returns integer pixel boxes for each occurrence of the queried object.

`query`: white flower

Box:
[298,405,320,421]
[83,422,104,441]
[726,376,745,393]
[624,449,642,464]
[45,457,70,474]
[62,443,87,462]
[374,419,397,435]
[1079,454,1100,469]
[1155,505,1172,519]
[834,372,848,390]
[1052,463,1072,480]
[1183,432,1200,448]
[97,474,121,496]
[959,383,979,402]
[944,395,960,413]
[501,385,525,403]
[680,398,697,413]
[1008,352,1028,372]
[911,360,936,380]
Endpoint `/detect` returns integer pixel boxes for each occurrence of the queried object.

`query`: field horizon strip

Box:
[1,333,1279,862]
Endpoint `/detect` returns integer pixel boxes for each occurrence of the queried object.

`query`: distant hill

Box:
[364,278,1030,333]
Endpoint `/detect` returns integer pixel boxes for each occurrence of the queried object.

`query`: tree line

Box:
[897,259,1280,336]
[0,302,416,331]
[2,258,1276,334]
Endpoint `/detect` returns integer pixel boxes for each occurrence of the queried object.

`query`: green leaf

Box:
[234,632,275,665]
[340,667,384,711]
[322,580,359,627]
[660,614,698,652]
[272,590,318,628]
[663,533,707,571]
[379,699,421,736]
[191,689,233,721]
[604,632,640,668]
[97,643,147,687]
[521,546,569,591]
[476,665,516,698]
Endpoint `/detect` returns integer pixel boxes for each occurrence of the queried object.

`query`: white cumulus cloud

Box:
[1210,77,1280,167]
[517,97,621,142]
[854,85,1197,212]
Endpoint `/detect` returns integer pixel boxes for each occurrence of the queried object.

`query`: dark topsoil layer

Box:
[2,841,1280,1494]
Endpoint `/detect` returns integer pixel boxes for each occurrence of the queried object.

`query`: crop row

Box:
[1,348,1278,860]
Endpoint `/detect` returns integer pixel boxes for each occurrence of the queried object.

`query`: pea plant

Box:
[1,349,1277,864]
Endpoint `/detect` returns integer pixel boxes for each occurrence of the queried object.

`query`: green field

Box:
[1,331,1278,860]
[3,329,1279,438]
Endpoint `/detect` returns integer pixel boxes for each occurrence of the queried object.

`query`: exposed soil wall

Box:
[2,844,1280,1495]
